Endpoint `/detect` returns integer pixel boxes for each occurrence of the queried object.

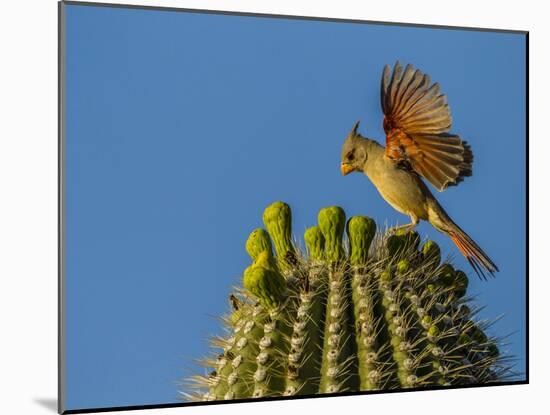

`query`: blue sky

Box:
[64,4,526,410]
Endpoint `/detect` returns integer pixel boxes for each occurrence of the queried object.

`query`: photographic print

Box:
[59,1,527,413]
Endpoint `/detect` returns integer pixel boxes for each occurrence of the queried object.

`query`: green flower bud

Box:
[397,260,410,275]
[390,336,402,348]
[245,228,273,261]
[380,269,393,282]
[393,351,408,365]
[262,201,294,269]
[422,240,441,267]
[253,250,278,272]
[304,226,325,261]
[318,206,346,264]
[346,216,376,266]
[428,324,440,338]
[243,253,286,310]
[422,315,433,326]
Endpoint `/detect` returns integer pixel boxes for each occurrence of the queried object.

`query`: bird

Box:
[340,61,498,278]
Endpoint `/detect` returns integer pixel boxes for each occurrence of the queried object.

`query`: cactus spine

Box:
[184,202,513,401]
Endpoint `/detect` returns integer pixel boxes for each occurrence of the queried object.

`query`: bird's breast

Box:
[364,157,430,220]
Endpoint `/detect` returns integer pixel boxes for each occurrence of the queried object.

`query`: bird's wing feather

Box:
[381,61,473,192]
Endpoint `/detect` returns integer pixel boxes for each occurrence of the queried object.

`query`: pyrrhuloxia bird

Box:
[340,61,498,278]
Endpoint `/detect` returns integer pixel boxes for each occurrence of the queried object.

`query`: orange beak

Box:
[341,163,354,176]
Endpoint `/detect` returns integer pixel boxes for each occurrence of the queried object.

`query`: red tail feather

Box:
[448,228,498,279]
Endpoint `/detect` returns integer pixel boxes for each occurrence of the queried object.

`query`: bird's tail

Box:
[447,224,499,279]
[428,201,498,279]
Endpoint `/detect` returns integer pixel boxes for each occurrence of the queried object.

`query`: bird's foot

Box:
[388,223,417,235]
[389,214,419,235]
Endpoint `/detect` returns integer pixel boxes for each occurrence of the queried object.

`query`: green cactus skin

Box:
[351,271,391,390]
[284,276,327,395]
[222,303,268,399]
[284,236,328,395]
[201,300,267,401]
[377,265,420,388]
[319,267,359,393]
[317,208,359,393]
[346,215,387,390]
[184,203,514,402]
[263,201,295,271]
[252,305,294,397]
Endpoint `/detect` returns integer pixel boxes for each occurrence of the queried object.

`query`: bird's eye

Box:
[347,152,355,161]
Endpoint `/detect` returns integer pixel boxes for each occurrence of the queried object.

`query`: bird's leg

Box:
[389,213,419,234]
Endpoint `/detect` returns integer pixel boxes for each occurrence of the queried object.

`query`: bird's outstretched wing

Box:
[381,61,473,192]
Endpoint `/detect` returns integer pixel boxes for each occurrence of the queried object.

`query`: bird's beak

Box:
[341,163,354,176]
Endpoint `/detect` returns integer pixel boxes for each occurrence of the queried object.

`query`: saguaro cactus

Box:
[184,202,513,401]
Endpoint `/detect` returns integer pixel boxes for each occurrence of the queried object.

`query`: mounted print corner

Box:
[59,1,528,413]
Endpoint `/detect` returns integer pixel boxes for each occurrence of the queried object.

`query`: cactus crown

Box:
[346,216,376,266]
[185,202,514,403]
[304,226,325,261]
[318,206,346,264]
